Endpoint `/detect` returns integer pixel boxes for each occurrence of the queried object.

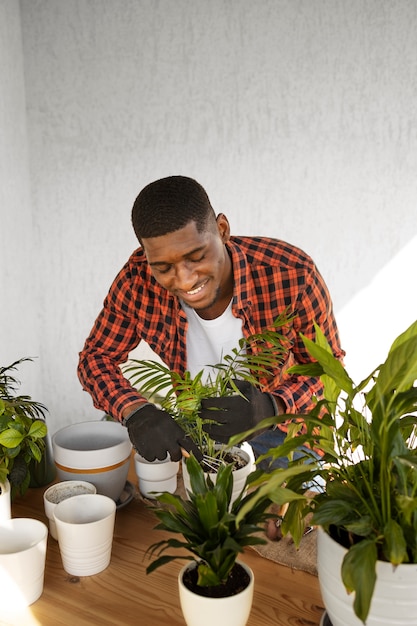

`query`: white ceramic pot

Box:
[134,453,179,499]
[0,478,11,522]
[54,493,116,576]
[52,420,132,502]
[0,517,48,608]
[182,444,254,507]
[178,560,254,626]
[317,526,417,625]
[43,480,97,539]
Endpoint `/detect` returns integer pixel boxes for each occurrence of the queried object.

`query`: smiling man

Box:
[78,175,344,465]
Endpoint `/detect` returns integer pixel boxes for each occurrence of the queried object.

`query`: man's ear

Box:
[216,213,231,242]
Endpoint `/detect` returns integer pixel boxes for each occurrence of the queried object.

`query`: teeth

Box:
[187,282,206,295]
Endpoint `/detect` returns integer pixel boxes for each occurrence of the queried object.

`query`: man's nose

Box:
[174,262,197,290]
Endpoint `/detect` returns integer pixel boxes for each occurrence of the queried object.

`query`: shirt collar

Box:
[225,239,253,313]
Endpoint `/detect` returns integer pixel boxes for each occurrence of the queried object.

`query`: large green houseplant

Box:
[234,318,417,624]
[0,358,49,498]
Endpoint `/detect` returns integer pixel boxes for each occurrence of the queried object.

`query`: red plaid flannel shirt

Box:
[78,237,344,423]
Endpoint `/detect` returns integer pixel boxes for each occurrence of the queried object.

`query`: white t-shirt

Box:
[181,300,244,382]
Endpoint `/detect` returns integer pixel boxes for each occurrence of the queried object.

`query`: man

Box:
[78,175,344,466]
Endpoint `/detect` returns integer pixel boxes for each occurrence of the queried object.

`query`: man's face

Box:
[141,216,233,319]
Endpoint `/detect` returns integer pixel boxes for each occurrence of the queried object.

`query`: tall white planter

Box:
[0,479,11,522]
[178,560,254,626]
[318,526,417,626]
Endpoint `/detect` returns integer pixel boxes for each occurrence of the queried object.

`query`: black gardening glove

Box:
[126,404,202,462]
[200,380,276,443]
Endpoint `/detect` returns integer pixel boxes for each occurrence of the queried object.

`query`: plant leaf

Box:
[341,539,377,623]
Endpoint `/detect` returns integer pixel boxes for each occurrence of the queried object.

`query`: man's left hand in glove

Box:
[199,379,278,443]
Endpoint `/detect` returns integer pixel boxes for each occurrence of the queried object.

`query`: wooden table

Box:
[5,461,325,626]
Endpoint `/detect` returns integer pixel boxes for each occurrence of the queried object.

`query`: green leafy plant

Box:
[146,452,299,590]
[124,313,291,459]
[0,358,48,497]
[233,319,417,623]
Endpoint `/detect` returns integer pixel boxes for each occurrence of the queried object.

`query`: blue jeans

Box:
[249,429,324,491]
[249,428,318,468]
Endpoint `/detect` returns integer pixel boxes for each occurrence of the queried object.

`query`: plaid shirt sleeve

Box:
[269,262,344,416]
[230,237,344,417]
[78,255,154,420]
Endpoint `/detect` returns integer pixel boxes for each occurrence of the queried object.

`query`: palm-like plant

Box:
[0,358,48,497]
[146,453,301,590]
[233,319,417,623]
[124,313,291,459]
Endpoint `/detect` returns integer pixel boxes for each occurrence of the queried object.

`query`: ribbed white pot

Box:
[182,444,254,507]
[134,453,179,499]
[0,479,11,522]
[318,526,417,626]
[178,560,254,626]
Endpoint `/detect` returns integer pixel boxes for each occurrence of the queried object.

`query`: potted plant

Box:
[123,313,290,498]
[146,452,303,626]
[0,358,49,507]
[235,319,417,625]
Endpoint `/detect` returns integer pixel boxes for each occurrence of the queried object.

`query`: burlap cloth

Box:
[143,472,318,577]
[249,501,318,576]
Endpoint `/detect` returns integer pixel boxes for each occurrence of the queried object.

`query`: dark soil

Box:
[202,450,248,473]
[182,562,250,598]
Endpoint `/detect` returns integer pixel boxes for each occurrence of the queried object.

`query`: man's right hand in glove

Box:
[124,404,202,463]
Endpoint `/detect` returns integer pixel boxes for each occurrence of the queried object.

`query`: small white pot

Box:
[53,493,116,576]
[178,560,254,626]
[134,453,179,499]
[43,480,97,539]
[318,526,417,625]
[0,478,11,523]
[182,444,254,507]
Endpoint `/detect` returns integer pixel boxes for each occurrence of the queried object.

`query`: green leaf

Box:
[27,439,42,462]
[146,554,190,575]
[373,329,417,400]
[341,539,377,623]
[312,500,357,527]
[298,331,353,396]
[195,492,220,533]
[186,454,210,495]
[28,420,47,439]
[0,427,25,448]
[383,519,407,565]
[197,561,222,586]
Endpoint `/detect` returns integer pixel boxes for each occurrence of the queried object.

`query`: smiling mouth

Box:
[185,279,209,296]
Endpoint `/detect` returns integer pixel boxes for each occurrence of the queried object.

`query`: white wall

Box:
[0,0,41,397]
[1,0,416,433]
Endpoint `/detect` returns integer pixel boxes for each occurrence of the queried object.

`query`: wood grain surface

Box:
[5,460,325,626]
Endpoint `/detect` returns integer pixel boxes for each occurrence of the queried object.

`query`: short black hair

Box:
[131,175,216,241]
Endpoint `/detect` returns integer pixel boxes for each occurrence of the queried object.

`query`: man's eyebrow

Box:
[149,245,206,267]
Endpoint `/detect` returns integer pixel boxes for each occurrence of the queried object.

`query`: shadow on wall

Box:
[336,235,417,382]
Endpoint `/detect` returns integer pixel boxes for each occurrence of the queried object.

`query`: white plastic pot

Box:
[0,517,48,608]
[178,560,254,626]
[182,444,255,507]
[134,453,179,499]
[43,480,97,539]
[318,526,417,626]
[52,420,132,502]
